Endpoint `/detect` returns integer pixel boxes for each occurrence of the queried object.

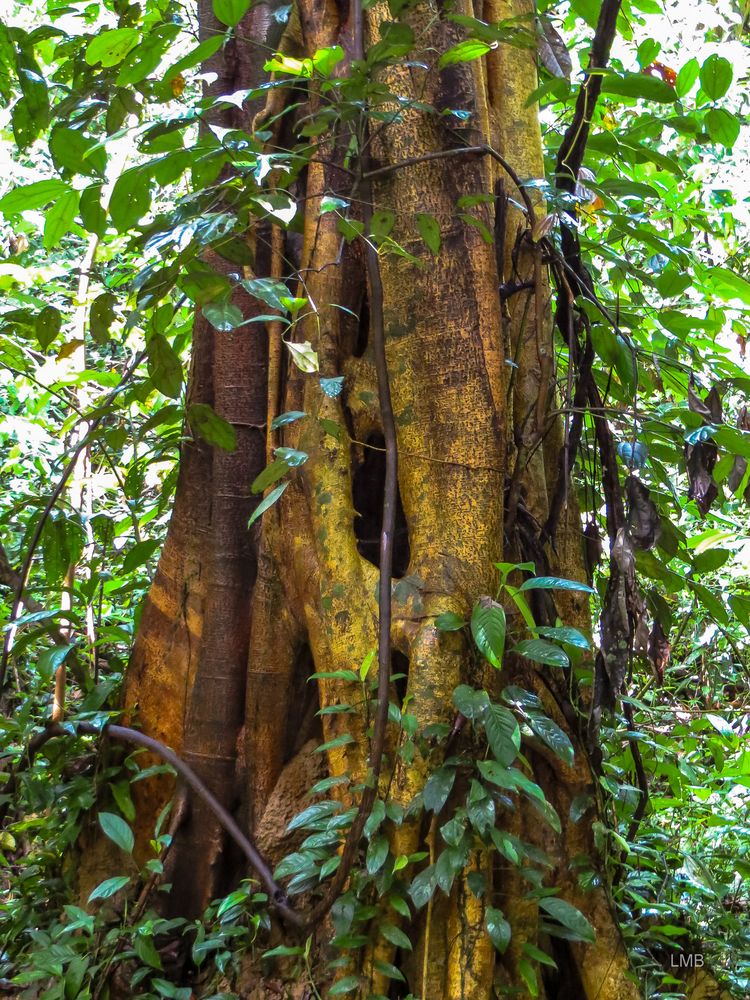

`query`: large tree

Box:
[2,0,749,998]
[114,0,641,996]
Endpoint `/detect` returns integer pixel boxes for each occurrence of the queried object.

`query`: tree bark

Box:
[113,1,645,997]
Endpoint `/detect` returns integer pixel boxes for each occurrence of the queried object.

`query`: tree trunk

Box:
[115,1,644,997]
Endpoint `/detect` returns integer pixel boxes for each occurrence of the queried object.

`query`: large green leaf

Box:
[43,188,78,249]
[483,703,520,766]
[98,812,134,854]
[85,28,140,67]
[470,600,506,668]
[188,403,237,451]
[438,40,491,69]
[0,179,69,214]
[599,71,677,103]
[539,897,595,943]
[213,0,253,26]
[699,53,732,100]
[147,334,183,399]
[110,165,152,232]
[528,714,575,767]
[513,639,570,668]
[519,576,594,593]
[486,907,511,953]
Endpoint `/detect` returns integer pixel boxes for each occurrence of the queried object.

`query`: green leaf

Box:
[110,166,152,232]
[409,865,436,908]
[165,36,224,78]
[528,714,575,767]
[675,57,699,97]
[467,779,496,834]
[370,209,396,242]
[513,639,569,668]
[80,185,106,237]
[313,45,345,76]
[705,108,740,148]
[483,702,520,766]
[248,481,290,527]
[518,576,594,593]
[435,611,466,631]
[423,765,456,813]
[37,644,75,682]
[438,40,491,69]
[85,28,140,67]
[98,812,134,854]
[452,684,489,720]
[262,944,304,958]
[203,298,244,331]
[364,799,386,839]
[416,213,441,255]
[486,906,511,954]
[380,923,412,951]
[519,957,539,996]
[471,600,506,668]
[366,835,389,875]
[320,195,349,214]
[329,976,362,995]
[35,306,62,349]
[599,71,677,103]
[43,188,78,249]
[699,53,732,100]
[88,875,130,902]
[359,648,376,681]
[147,334,183,399]
[702,266,750,306]
[538,897,595,943]
[271,410,306,430]
[477,759,517,792]
[534,626,590,649]
[188,403,237,451]
[89,292,117,343]
[134,933,163,970]
[0,179,69,214]
[287,801,340,832]
[251,458,290,494]
[49,126,106,177]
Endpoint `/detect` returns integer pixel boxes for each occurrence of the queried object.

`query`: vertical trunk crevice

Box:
[353,432,410,577]
[283,643,322,763]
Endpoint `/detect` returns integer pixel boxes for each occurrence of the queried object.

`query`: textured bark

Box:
[116,0,645,996]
